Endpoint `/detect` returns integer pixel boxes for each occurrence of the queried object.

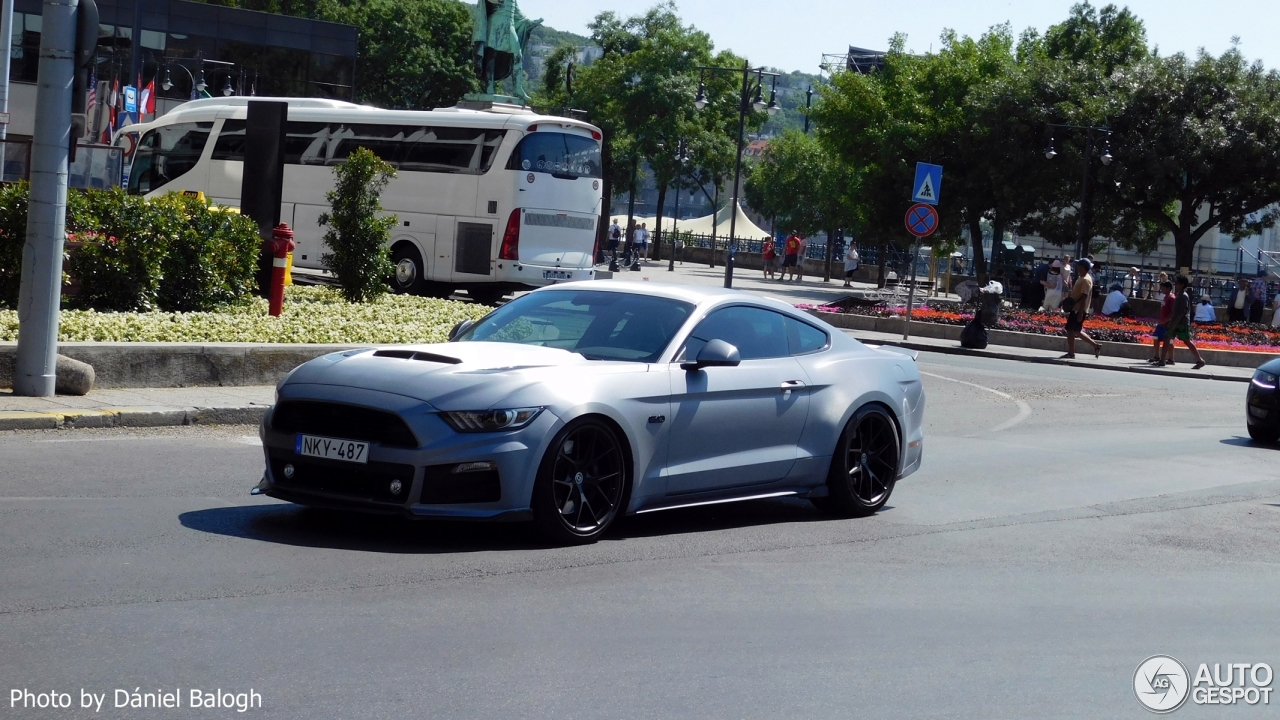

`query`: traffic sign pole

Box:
[903,244,920,341]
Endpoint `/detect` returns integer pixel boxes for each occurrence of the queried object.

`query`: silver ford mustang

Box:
[255,282,925,543]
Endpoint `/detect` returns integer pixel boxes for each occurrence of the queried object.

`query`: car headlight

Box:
[1253,370,1278,390]
[440,408,543,433]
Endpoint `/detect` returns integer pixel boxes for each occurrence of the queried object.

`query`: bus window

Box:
[505,132,601,178]
[127,121,213,195]
[211,120,246,160]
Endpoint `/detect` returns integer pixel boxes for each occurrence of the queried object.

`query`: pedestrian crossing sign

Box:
[912,162,943,205]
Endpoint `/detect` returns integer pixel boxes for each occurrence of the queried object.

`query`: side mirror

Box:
[681,339,741,371]
[448,318,474,341]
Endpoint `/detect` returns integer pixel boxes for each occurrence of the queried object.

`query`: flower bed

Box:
[797,303,1280,353]
[0,286,490,344]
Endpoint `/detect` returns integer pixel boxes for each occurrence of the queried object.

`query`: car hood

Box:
[283,342,610,409]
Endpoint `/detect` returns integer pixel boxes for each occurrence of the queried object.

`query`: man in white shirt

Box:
[635,223,650,259]
[1194,295,1217,324]
[1100,284,1129,316]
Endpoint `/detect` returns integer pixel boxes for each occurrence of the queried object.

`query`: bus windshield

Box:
[506,132,601,178]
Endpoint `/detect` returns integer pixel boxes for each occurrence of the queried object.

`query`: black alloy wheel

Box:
[532,418,628,544]
[815,405,901,517]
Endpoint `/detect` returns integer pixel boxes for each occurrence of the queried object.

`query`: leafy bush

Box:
[0,181,29,308]
[67,188,173,311]
[320,147,397,303]
[157,194,262,312]
[0,285,490,343]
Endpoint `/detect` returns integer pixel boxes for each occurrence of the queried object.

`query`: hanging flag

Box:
[141,79,155,116]
[87,68,97,111]
[110,77,120,108]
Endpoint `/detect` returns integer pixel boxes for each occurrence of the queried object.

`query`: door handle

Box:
[780,380,805,399]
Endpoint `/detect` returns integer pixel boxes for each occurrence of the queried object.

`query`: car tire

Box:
[531,417,629,545]
[1247,423,1280,444]
[390,243,426,295]
[815,404,900,517]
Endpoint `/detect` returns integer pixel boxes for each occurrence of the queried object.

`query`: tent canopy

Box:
[608,203,772,240]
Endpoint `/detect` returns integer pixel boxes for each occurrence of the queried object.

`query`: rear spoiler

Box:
[864,344,919,362]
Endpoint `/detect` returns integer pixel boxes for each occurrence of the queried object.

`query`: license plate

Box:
[295,434,369,464]
[543,270,572,280]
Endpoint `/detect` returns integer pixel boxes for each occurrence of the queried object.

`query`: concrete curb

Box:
[859,337,1252,383]
[0,342,363,389]
[0,405,268,432]
[807,309,1279,369]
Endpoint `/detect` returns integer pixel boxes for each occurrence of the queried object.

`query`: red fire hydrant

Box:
[268,223,295,317]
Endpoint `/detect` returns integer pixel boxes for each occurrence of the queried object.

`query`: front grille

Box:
[271,400,418,448]
[269,449,414,504]
[419,465,502,504]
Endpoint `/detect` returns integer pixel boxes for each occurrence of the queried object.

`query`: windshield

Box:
[456,290,693,362]
[505,131,601,178]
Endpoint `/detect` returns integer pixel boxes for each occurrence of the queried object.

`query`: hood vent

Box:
[372,349,463,364]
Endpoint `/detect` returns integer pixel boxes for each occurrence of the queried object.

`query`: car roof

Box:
[533,281,800,314]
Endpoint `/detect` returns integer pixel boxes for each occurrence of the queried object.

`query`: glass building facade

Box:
[8,0,357,102]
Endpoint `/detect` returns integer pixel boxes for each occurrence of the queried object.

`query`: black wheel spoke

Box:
[545,423,625,535]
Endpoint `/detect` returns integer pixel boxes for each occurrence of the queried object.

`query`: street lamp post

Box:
[669,139,688,272]
[803,84,814,134]
[1044,124,1113,261]
[694,61,779,288]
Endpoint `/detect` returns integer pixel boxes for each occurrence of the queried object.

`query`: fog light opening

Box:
[283,463,295,479]
[453,461,497,474]
[389,479,403,495]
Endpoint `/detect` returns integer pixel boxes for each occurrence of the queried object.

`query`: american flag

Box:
[87,68,97,110]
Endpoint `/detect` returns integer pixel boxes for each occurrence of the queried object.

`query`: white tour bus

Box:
[115,97,603,302]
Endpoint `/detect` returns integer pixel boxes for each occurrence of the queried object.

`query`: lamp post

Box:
[694,61,780,288]
[803,84,813,134]
[669,138,689,272]
[1044,123,1113,261]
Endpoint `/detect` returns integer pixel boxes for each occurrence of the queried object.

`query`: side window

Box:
[126,122,213,195]
[210,119,246,161]
[683,306,790,361]
[786,316,829,355]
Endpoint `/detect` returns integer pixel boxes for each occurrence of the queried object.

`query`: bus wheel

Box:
[390,243,426,295]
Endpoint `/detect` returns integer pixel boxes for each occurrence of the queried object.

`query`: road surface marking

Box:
[920,370,1033,432]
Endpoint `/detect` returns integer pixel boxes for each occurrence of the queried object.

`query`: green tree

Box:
[1102,47,1280,269]
[319,147,398,303]
[745,130,859,279]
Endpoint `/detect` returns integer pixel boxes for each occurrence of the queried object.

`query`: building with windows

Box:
[5,0,357,142]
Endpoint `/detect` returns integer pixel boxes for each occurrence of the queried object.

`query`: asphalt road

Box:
[2,352,1278,719]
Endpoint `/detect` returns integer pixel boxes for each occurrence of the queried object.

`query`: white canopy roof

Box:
[609,203,772,240]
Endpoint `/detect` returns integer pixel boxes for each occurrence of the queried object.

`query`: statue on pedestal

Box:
[469,0,542,105]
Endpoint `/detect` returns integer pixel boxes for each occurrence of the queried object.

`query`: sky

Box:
[527,0,1280,75]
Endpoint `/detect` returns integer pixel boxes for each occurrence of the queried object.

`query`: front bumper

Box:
[256,389,560,520]
[1246,383,1280,430]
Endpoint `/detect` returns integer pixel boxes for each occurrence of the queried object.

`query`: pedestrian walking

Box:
[843,243,860,287]
[635,223,650,261]
[1248,271,1268,323]
[1148,280,1175,364]
[1122,267,1140,298]
[1228,279,1248,323]
[781,233,801,281]
[762,236,777,278]
[1061,258,1101,359]
[1160,275,1206,369]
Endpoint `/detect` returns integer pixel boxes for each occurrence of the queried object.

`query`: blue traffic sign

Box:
[912,162,943,205]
